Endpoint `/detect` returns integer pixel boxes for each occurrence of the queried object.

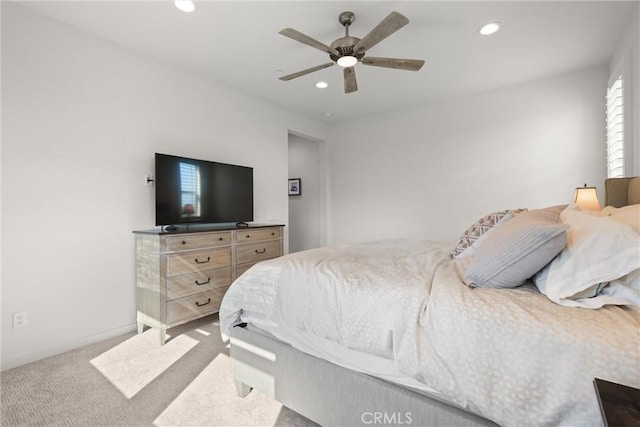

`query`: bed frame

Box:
[229,177,638,426]
[230,325,497,426]
[605,176,640,207]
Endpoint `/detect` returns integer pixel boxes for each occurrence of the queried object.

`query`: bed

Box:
[219,178,640,427]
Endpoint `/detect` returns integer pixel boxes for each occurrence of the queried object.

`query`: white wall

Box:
[1,3,328,370]
[288,134,321,253]
[609,7,639,176]
[327,66,608,244]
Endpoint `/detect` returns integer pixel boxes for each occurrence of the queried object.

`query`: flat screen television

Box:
[154,153,253,227]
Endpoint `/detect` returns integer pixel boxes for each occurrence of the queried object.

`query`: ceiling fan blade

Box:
[353,11,409,54]
[279,62,335,81]
[279,28,340,57]
[361,57,425,71]
[343,67,358,94]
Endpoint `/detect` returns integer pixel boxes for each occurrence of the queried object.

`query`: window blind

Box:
[606,76,624,178]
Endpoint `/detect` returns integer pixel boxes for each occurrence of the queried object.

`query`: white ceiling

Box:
[16,1,639,122]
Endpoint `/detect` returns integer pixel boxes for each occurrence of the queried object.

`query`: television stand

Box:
[133,224,284,344]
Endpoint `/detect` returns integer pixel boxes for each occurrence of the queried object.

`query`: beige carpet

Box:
[0,314,318,427]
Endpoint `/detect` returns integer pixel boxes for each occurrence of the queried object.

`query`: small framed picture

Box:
[288,178,301,196]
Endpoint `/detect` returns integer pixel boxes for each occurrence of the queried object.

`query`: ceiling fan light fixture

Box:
[315,81,328,89]
[278,11,423,94]
[175,0,195,13]
[479,22,501,35]
[337,56,358,68]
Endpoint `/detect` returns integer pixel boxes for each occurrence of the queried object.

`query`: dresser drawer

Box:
[234,227,281,243]
[166,247,231,277]
[166,288,228,325]
[236,240,281,264]
[166,267,231,301]
[164,232,231,252]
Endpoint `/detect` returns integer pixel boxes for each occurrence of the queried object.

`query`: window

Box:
[606,76,624,178]
[179,162,201,218]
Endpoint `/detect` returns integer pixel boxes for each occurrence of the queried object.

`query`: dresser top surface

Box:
[133,223,284,236]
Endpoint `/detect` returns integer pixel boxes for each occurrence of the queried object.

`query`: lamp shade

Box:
[574,184,601,211]
[182,204,195,215]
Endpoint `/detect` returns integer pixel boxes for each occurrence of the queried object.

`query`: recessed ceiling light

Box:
[337,56,358,68]
[175,0,195,13]
[316,81,328,89]
[479,22,501,36]
[321,112,334,118]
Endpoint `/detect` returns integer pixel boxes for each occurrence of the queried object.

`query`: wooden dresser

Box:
[134,224,284,344]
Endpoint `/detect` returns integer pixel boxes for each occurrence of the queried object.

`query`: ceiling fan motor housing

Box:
[329,37,365,62]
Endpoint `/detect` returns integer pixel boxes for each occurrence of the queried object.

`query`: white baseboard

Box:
[1,322,137,371]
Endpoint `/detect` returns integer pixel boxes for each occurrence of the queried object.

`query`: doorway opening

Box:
[287,132,326,253]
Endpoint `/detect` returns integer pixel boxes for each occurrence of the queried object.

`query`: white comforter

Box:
[219,239,640,427]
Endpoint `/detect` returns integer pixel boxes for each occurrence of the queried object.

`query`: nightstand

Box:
[594,378,640,426]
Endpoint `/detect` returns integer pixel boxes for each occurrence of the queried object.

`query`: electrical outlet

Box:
[13,312,27,329]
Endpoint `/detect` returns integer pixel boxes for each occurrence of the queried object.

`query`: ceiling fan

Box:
[278,11,425,94]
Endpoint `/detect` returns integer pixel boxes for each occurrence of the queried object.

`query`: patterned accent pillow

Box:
[450,209,526,259]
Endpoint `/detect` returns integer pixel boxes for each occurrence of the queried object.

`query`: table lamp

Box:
[574,184,601,211]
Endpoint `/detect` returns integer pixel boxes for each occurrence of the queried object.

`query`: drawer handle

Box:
[182,240,186,245]
[219,237,224,241]
[271,232,275,236]
[195,278,211,286]
[195,298,211,307]
[195,257,211,264]
[245,235,250,238]
[255,248,267,254]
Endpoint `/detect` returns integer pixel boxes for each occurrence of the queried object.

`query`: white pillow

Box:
[533,205,640,308]
[587,204,639,232]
